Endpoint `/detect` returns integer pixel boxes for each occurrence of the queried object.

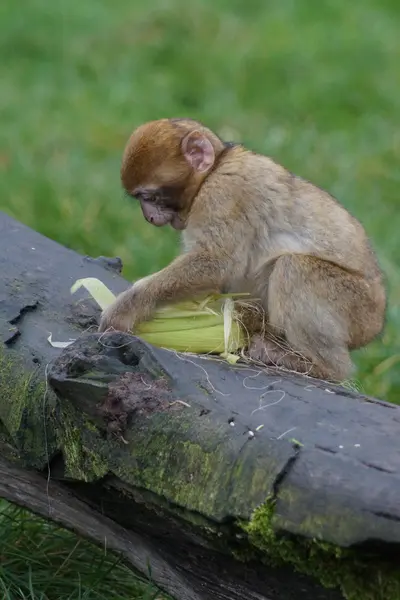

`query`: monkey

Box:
[98,117,386,382]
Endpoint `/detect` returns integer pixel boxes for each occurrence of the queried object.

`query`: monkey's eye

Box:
[132,190,154,203]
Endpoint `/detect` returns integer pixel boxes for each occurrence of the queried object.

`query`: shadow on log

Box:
[0,210,399,600]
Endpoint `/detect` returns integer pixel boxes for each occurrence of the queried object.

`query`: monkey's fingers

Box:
[98,308,133,334]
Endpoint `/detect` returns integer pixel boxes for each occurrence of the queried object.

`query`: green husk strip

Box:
[70,278,115,310]
[70,278,249,361]
[139,323,244,354]
[137,316,223,334]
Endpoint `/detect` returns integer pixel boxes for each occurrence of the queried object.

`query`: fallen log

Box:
[0,210,399,600]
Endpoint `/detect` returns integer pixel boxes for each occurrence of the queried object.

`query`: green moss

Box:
[109,410,280,522]
[56,406,108,481]
[58,420,87,480]
[111,430,230,518]
[0,348,58,466]
[55,399,226,525]
[272,484,371,548]
[0,350,39,437]
[57,401,237,515]
[128,437,220,503]
[241,497,400,600]
[54,400,273,526]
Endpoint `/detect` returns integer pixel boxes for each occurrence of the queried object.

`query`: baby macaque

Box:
[99,118,386,382]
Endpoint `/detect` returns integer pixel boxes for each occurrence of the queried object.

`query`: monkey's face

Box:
[132,187,186,231]
[121,118,219,231]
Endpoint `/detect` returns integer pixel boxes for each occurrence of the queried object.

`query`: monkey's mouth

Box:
[170,214,186,231]
[139,201,173,227]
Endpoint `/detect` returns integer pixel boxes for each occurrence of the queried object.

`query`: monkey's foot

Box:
[247,335,314,375]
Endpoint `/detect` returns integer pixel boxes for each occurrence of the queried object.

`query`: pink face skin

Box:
[140,200,185,230]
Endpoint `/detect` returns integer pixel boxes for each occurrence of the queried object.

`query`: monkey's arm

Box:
[98,251,230,333]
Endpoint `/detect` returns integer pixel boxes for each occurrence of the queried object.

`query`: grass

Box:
[0,501,165,600]
[0,0,399,597]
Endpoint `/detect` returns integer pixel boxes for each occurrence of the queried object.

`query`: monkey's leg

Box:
[250,255,384,382]
[248,334,315,376]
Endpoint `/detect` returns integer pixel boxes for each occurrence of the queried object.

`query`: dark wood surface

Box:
[48,331,400,548]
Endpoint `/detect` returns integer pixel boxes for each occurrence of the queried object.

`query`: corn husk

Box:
[70,278,249,363]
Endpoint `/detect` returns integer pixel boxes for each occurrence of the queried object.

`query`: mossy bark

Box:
[243,499,400,600]
[49,334,295,522]
[48,332,400,600]
[0,347,58,468]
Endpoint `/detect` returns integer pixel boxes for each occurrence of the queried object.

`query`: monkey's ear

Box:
[181,131,215,173]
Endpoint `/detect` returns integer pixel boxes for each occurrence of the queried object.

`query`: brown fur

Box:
[99,118,386,382]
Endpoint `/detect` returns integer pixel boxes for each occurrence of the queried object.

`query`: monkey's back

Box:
[210,150,382,281]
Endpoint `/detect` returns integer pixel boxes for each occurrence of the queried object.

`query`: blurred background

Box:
[0,0,399,597]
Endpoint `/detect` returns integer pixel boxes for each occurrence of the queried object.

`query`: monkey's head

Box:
[120,118,226,230]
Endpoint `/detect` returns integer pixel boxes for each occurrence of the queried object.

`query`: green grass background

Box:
[0,0,399,597]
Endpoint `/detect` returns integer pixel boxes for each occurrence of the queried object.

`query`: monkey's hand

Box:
[98,276,155,333]
[98,252,225,333]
